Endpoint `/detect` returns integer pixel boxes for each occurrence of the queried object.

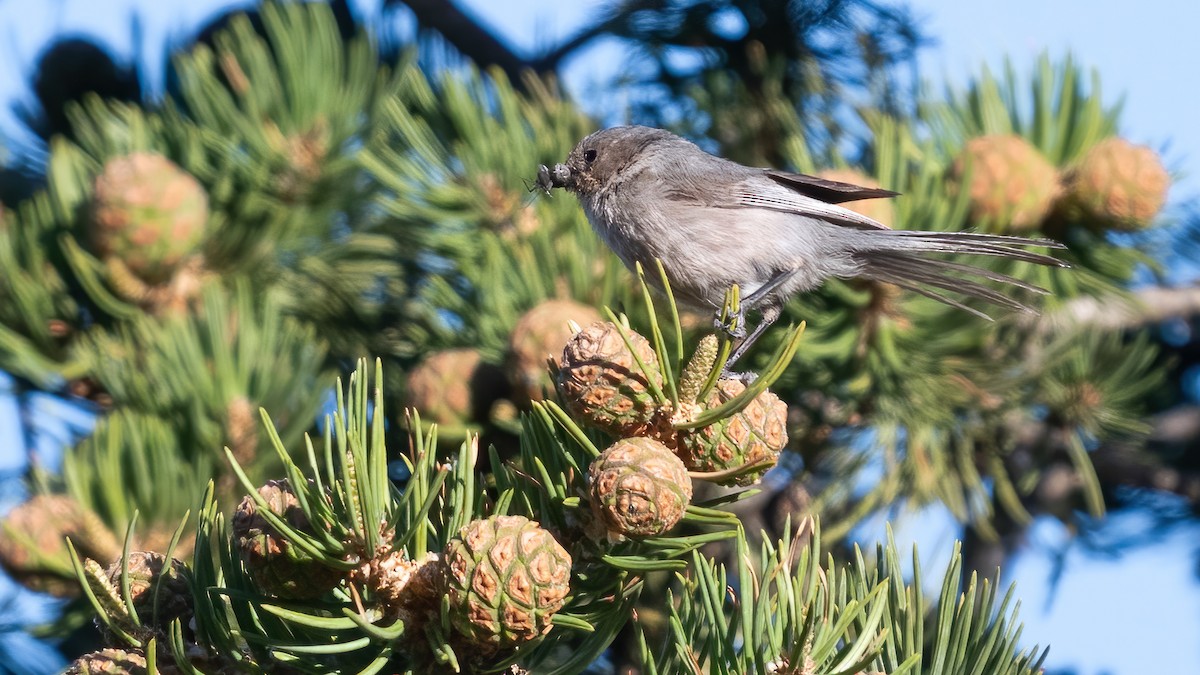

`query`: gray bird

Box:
[536,125,1067,366]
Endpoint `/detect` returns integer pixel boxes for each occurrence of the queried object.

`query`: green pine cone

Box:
[100,551,193,644]
[1062,137,1170,230]
[509,299,603,403]
[678,380,788,486]
[442,515,572,650]
[589,437,692,538]
[556,322,665,437]
[405,348,505,427]
[0,494,120,597]
[90,152,208,284]
[952,134,1061,232]
[231,479,346,600]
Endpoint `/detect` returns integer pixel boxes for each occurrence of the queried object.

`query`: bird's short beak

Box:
[536,163,572,193]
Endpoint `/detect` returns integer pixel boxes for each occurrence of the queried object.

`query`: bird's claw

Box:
[714,311,748,340]
[719,369,758,385]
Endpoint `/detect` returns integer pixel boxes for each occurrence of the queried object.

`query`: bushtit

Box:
[537,126,1067,365]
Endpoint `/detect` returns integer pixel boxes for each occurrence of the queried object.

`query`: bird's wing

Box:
[764,170,899,203]
[713,170,897,230]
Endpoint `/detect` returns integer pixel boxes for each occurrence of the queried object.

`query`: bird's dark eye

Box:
[584,149,597,163]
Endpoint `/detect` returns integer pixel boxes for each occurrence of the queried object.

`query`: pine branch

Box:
[1091,405,1200,505]
[1092,446,1200,505]
[386,0,611,82]
[1024,285,1200,333]
[987,403,1200,523]
[389,0,540,83]
[1148,404,1200,449]
[961,406,1200,578]
[530,23,613,72]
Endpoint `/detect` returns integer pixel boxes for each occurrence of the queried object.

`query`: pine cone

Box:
[815,168,895,228]
[63,647,178,675]
[90,152,209,284]
[0,494,120,597]
[365,550,442,626]
[952,135,1061,232]
[442,515,572,650]
[589,437,692,538]
[1061,137,1169,230]
[556,322,665,437]
[677,380,788,486]
[100,552,193,644]
[405,349,506,427]
[231,480,346,600]
[509,300,602,403]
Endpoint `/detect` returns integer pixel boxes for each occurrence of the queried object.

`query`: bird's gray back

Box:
[581,137,862,308]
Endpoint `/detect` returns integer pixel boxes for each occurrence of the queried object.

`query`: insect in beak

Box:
[533,163,571,194]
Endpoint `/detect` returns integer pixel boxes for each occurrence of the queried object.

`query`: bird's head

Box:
[536,125,673,198]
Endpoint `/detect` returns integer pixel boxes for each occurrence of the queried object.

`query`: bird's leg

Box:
[740,271,795,309]
[722,303,783,381]
[712,271,795,381]
[712,270,795,340]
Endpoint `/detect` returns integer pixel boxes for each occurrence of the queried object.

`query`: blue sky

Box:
[0,1,1197,673]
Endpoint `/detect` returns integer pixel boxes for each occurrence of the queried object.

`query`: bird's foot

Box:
[714,310,748,340]
[719,368,758,385]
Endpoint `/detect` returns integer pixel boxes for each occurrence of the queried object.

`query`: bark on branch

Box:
[393,0,529,82]
[387,0,610,84]
[1026,285,1200,333]
[1091,405,1200,505]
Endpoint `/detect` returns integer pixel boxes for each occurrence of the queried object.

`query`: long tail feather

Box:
[886,280,997,321]
[873,231,1070,268]
[887,230,1067,249]
[915,258,1050,295]
[857,250,1054,317]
